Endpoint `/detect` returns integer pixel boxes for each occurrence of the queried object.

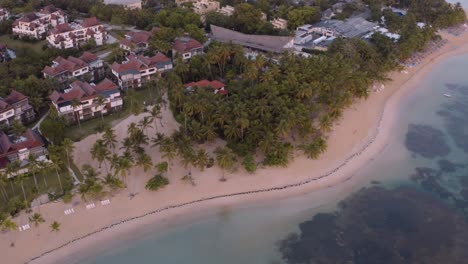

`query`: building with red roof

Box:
[0,90,35,126]
[172,36,204,60]
[184,80,228,95]
[46,17,107,49]
[12,5,67,39]
[0,129,47,175]
[111,52,173,90]
[49,78,123,123]
[120,30,154,53]
[42,52,104,86]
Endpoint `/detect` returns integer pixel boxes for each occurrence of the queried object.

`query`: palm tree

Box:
[29,213,45,227]
[0,171,9,202]
[95,95,107,124]
[139,116,153,136]
[1,217,17,246]
[15,174,28,202]
[27,154,39,191]
[5,162,18,195]
[10,120,26,139]
[214,147,237,181]
[50,221,60,232]
[103,127,118,153]
[126,89,142,115]
[91,139,111,174]
[136,153,153,173]
[159,138,177,162]
[194,149,210,171]
[47,146,65,194]
[299,137,328,159]
[71,98,82,132]
[155,161,169,175]
[62,138,75,169]
[29,212,45,236]
[149,105,163,130]
[114,156,133,188]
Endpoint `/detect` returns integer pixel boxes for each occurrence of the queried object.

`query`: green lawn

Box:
[0,34,46,53]
[64,87,155,141]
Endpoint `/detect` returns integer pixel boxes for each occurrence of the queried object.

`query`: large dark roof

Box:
[210,25,293,54]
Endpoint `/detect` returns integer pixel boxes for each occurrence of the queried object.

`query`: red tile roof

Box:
[42,56,88,77]
[81,17,101,28]
[79,52,99,64]
[0,129,44,157]
[4,90,27,105]
[173,37,203,53]
[184,80,226,90]
[50,79,119,104]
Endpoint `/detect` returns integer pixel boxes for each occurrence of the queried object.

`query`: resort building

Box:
[177,0,220,16]
[12,5,67,39]
[0,8,10,21]
[210,25,294,54]
[104,0,143,9]
[111,53,173,90]
[42,52,104,85]
[0,129,47,176]
[0,90,35,126]
[184,80,228,95]
[120,30,154,53]
[311,17,378,39]
[270,18,288,30]
[172,36,204,60]
[49,79,123,123]
[46,17,107,49]
[217,5,235,16]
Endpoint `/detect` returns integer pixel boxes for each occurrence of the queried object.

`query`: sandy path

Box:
[2,30,468,264]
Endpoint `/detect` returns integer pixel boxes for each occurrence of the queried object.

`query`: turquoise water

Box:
[80,54,468,264]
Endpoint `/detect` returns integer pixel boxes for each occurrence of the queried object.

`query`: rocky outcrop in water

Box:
[279,187,468,264]
[405,124,450,158]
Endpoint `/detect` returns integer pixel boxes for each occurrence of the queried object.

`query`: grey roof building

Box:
[210,25,294,54]
[312,17,378,39]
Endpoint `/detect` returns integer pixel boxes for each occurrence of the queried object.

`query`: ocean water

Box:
[80,55,468,264]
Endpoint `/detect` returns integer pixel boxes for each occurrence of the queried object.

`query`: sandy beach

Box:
[2,29,468,264]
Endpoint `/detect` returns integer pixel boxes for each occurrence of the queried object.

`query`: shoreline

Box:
[3,30,468,264]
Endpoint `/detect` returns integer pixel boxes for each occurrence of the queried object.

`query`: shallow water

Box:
[80,54,468,264]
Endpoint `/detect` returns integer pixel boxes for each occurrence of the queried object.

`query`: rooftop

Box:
[313,17,378,38]
[210,25,294,53]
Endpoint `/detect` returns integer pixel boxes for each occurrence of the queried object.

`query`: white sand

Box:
[2,30,468,264]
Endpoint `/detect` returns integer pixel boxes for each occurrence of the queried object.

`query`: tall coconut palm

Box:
[95,95,107,124]
[136,153,153,173]
[71,98,82,132]
[27,154,39,191]
[50,221,60,232]
[114,156,133,188]
[139,116,153,136]
[47,147,64,194]
[1,217,17,246]
[194,149,210,171]
[91,139,110,174]
[61,138,75,169]
[155,161,169,175]
[214,147,237,181]
[29,213,45,227]
[15,174,27,202]
[29,212,45,236]
[102,127,118,154]
[0,171,9,202]
[149,105,163,130]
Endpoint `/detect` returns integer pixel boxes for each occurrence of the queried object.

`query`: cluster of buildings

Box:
[104,0,143,9]
[12,5,108,49]
[0,91,45,174]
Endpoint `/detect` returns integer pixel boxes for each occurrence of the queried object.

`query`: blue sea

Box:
[78,54,468,263]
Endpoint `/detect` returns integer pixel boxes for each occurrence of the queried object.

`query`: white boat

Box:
[443,94,452,98]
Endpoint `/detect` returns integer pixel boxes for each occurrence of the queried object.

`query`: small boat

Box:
[444,94,452,98]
